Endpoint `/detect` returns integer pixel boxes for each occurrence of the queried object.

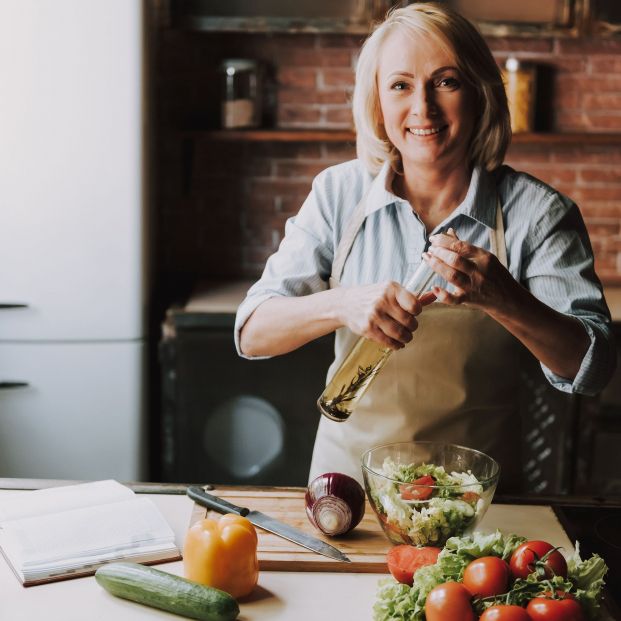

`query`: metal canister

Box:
[503,57,537,134]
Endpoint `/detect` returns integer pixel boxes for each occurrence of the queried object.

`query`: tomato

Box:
[425,582,475,621]
[509,540,568,579]
[386,545,441,585]
[479,605,531,621]
[399,475,435,501]
[526,595,586,621]
[461,491,481,504]
[462,556,510,597]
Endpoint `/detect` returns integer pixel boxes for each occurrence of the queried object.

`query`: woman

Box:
[234,3,615,491]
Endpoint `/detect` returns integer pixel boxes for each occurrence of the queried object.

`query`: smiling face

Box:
[377,29,476,173]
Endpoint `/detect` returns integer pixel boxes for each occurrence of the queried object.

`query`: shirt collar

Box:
[364,161,497,229]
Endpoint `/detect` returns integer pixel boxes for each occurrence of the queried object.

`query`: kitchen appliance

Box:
[0,0,148,479]
[160,282,334,486]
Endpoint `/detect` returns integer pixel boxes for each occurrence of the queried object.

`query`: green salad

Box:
[367,459,485,546]
[373,531,608,621]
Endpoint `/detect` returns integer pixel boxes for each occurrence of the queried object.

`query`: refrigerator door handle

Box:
[0,304,29,309]
[0,381,30,390]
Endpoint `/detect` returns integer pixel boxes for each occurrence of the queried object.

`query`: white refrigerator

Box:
[0,0,148,480]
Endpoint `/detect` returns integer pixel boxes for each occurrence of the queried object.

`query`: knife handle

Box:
[187,486,250,517]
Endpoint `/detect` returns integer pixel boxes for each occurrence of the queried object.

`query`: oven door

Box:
[159,312,334,486]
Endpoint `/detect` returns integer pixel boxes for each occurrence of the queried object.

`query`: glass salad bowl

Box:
[361,441,500,547]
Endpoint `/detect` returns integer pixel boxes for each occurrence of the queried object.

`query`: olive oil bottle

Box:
[317,260,435,422]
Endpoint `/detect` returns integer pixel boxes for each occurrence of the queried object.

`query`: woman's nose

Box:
[409,85,437,118]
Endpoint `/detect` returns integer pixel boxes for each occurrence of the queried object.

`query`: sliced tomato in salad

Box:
[399,475,435,501]
[386,545,441,585]
[461,491,481,504]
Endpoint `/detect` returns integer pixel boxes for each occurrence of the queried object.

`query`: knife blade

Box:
[186,486,351,563]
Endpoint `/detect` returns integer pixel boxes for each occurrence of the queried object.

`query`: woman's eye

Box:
[436,77,460,89]
[391,81,409,91]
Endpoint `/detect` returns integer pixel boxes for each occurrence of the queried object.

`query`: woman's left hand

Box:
[422,229,517,314]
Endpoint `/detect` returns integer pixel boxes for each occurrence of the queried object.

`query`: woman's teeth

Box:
[408,126,445,136]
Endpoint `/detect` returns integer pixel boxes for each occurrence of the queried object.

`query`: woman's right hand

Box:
[337,282,435,350]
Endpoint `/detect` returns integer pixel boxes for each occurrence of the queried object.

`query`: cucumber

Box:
[95,562,239,621]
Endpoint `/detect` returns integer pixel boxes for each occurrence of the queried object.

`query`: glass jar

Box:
[502,57,537,134]
[219,58,261,129]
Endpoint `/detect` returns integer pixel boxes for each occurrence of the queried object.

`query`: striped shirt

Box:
[235,159,615,395]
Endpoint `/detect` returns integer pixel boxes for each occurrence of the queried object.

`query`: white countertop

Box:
[0,490,584,621]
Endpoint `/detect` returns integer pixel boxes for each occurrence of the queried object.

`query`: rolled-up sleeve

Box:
[234,170,336,359]
[522,192,616,395]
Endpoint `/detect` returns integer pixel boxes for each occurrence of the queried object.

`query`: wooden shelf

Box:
[175,129,356,143]
[511,133,621,145]
[174,129,621,145]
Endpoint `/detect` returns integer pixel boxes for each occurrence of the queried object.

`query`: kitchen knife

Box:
[186,486,351,563]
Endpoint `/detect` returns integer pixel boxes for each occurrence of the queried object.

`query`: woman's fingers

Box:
[342,282,431,348]
[423,250,472,289]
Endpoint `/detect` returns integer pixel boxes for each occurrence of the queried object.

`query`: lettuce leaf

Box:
[567,541,608,619]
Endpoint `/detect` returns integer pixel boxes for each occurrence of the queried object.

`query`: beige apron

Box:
[309,190,524,493]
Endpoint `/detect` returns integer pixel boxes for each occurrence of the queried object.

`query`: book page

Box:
[0,480,133,522]
[0,497,177,575]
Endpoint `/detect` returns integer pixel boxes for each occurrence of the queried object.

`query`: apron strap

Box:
[329,194,368,288]
[330,182,508,287]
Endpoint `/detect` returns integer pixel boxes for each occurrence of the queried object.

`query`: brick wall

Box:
[155,31,621,301]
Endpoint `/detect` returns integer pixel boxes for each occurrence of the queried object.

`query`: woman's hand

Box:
[423,229,517,314]
[338,282,435,350]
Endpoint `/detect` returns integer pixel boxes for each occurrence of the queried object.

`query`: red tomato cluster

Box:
[386,539,583,621]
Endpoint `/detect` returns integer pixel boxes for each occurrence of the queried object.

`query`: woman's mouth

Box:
[407,125,448,137]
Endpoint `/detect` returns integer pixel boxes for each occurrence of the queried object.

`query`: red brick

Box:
[559,38,621,55]
[277,47,353,68]
[321,142,357,160]
[278,105,322,126]
[278,89,349,105]
[590,56,621,74]
[486,37,553,53]
[521,166,577,186]
[580,168,621,184]
[583,218,620,236]
[278,67,317,89]
[274,161,329,180]
[324,106,353,125]
[320,68,355,89]
[571,187,621,201]
[583,93,621,110]
[557,112,621,131]
[505,146,553,163]
[552,91,581,109]
[248,142,323,159]
[279,195,312,215]
[552,147,621,164]
[551,56,588,73]
[555,75,621,93]
[319,34,366,49]
[579,204,621,218]
[248,179,312,198]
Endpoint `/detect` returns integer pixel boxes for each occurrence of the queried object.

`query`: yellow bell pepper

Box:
[183,513,259,599]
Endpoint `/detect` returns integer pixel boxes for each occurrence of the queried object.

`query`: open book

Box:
[0,480,180,586]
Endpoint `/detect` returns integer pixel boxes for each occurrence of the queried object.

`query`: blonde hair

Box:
[353,2,510,174]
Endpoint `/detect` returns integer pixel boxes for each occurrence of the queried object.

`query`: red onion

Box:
[305,472,366,536]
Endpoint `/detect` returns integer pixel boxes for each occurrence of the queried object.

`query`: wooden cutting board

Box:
[189,488,391,573]
[188,488,574,574]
